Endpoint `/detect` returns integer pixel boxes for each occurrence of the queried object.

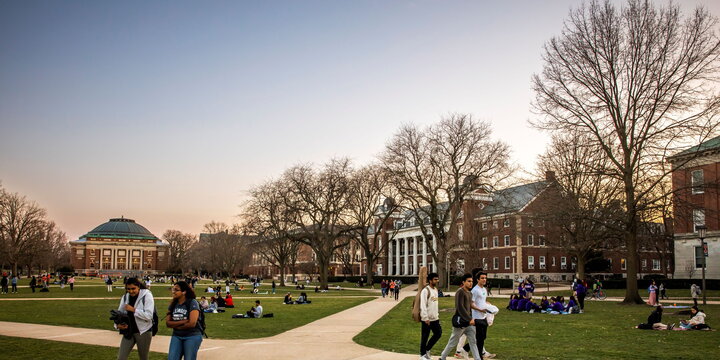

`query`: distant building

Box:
[70,217,169,275]
[670,135,720,280]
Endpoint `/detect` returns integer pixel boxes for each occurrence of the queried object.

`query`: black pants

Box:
[31,285,35,293]
[693,298,698,307]
[420,320,442,355]
[394,290,399,300]
[463,318,488,355]
[577,293,585,310]
[11,284,17,292]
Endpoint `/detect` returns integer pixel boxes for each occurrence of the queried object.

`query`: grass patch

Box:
[0,335,166,360]
[0,296,372,339]
[354,297,720,359]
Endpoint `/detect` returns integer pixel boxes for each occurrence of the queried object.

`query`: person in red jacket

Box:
[225,293,235,308]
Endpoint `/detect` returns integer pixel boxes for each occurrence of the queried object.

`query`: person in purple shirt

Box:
[574,281,587,312]
[518,282,527,299]
[517,297,529,312]
[565,295,577,312]
[508,295,519,311]
[551,296,565,312]
[540,296,550,311]
[525,299,541,312]
[524,280,535,299]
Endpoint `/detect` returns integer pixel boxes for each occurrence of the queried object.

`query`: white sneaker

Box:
[483,353,496,359]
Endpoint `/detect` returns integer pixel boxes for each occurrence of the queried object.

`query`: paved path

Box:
[0,288,421,359]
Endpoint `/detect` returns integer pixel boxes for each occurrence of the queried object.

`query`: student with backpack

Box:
[418,272,441,360]
[167,281,204,360]
[116,277,156,360]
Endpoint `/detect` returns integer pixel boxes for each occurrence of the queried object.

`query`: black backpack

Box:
[128,294,159,336]
[194,299,208,338]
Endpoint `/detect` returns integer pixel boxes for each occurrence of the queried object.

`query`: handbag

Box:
[451,312,470,328]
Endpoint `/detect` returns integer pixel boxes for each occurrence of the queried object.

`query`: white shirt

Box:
[471,285,489,320]
[420,286,439,322]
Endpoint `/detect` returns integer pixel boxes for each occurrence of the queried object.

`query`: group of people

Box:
[380,279,402,300]
[418,271,498,360]
[283,292,311,304]
[636,305,709,331]
[1,273,72,293]
[199,292,234,313]
[507,294,580,314]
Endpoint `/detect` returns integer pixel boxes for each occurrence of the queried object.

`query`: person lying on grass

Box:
[635,306,670,330]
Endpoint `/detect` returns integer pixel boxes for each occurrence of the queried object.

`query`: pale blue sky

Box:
[2,0,718,240]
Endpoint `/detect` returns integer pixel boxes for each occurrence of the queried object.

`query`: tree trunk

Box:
[622,216,643,304]
[365,253,375,285]
[12,262,18,277]
[576,255,586,281]
[318,255,330,290]
[435,256,448,291]
[279,260,287,287]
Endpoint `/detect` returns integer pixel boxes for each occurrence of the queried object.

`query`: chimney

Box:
[545,170,556,182]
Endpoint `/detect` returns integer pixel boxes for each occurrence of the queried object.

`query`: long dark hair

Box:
[124,277,147,290]
[169,281,196,312]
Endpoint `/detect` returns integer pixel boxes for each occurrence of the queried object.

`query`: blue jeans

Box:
[168,334,203,360]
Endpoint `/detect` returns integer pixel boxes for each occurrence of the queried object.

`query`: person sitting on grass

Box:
[507,295,518,311]
[215,294,226,308]
[199,296,209,310]
[284,293,294,304]
[524,299,541,312]
[551,297,565,313]
[675,306,709,331]
[246,300,263,318]
[540,296,550,311]
[204,297,218,313]
[225,292,234,308]
[565,295,578,313]
[635,306,669,330]
[297,292,310,304]
[517,297,529,312]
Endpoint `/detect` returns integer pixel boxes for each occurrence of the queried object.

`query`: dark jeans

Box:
[463,318,488,355]
[577,293,586,310]
[420,320,442,355]
[11,284,17,292]
[394,289,399,300]
[70,283,74,291]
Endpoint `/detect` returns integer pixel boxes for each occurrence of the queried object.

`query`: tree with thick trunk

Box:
[163,230,197,274]
[533,0,720,304]
[382,114,510,289]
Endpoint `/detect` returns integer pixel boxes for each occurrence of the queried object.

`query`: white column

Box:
[403,238,409,275]
[396,238,401,275]
[431,236,437,272]
[388,241,393,276]
[413,237,419,275]
[422,238,428,268]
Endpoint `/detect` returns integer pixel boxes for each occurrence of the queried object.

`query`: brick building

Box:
[70,217,169,275]
[670,135,720,280]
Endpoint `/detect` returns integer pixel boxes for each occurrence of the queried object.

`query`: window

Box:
[539,235,546,246]
[76,249,83,255]
[561,257,567,270]
[493,221,498,229]
[528,256,535,269]
[504,235,510,246]
[692,170,704,194]
[652,259,660,271]
[457,224,463,241]
[552,257,556,267]
[493,257,499,270]
[528,234,534,246]
[693,209,705,232]
[482,237,488,248]
[377,264,383,275]
[504,219,510,227]
[528,219,534,227]
[504,256,511,269]
[482,258,487,268]
[621,258,627,270]
[539,256,546,269]
[695,246,705,268]
[118,250,126,256]
[132,250,141,257]
[641,259,647,268]
[493,236,499,247]
[482,222,488,230]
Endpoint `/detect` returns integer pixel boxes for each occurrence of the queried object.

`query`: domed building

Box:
[70,217,169,275]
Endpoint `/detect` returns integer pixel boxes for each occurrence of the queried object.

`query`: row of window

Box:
[481,234,547,248]
[480,218,545,230]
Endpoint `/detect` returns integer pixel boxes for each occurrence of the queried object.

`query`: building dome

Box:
[81,217,158,240]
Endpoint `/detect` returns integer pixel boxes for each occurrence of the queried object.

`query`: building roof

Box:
[478,181,550,217]
[668,135,720,160]
[79,217,159,241]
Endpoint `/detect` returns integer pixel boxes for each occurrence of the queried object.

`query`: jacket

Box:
[117,289,155,334]
[420,286,439,322]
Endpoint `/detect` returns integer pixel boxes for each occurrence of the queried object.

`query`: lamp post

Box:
[511,250,517,290]
[697,225,707,306]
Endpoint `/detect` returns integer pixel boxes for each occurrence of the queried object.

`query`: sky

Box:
[2,0,719,241]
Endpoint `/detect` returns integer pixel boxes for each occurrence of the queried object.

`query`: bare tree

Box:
[532,0,720,303]
[163,230,197,274]
[0,191,47,275]
[281,159,354,289]
[381,114,511,287]
[201,222,250,277]
[346,163,401,284]
[537,132,624,280]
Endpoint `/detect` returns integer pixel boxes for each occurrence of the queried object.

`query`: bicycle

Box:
[591,288,607,300]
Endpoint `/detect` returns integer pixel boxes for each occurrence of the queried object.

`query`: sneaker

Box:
[425,351,432,359]
[454,352,463,359]
[483,353,496,359]
[669,323,675,330]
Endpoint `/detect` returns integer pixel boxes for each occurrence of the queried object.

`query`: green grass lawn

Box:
[0,335,166,360]
[0,296,373,339]
[354,297,720,359]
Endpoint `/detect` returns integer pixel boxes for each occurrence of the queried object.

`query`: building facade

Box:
[670,135,720,280]
[70,217,169,275]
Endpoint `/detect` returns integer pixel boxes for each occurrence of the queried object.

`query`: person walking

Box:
[647,280,658,306]
[691,283,701,307]
[11,275,18,293]
[29,276,37,293]
[574,279,587,312]
[107,276,114,292]
[419,273,441,360]
[394,280,401,301]
[68,276,75,291]
[461,271,496,359]
[438,274,482,360]
[1,274,8,294]
[166,281,203,360]
[116,278,155,360]
[271,280,276,294]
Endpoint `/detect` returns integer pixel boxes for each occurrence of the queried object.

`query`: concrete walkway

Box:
[0,289,421,359]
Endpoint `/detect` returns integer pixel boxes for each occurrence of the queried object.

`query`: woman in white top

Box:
[116,277,155,360]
